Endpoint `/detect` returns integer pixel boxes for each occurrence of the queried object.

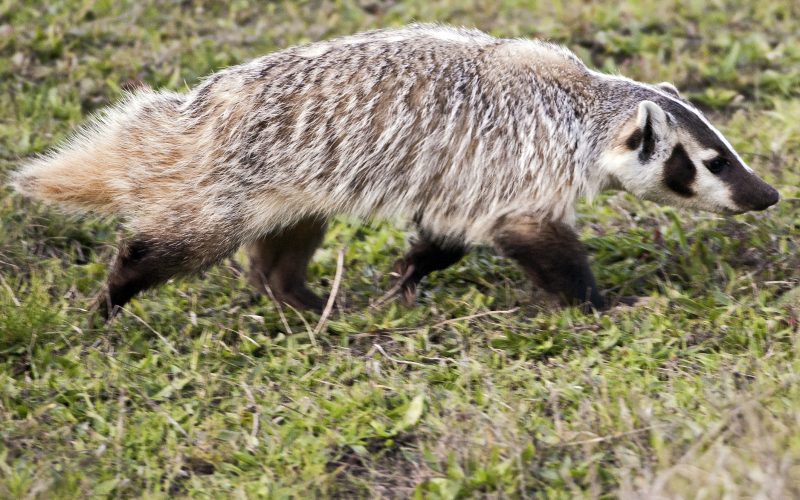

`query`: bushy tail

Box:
[10,89,187,215]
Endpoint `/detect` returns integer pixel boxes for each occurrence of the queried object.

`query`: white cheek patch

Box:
[698,148,719,162]
[598,148,667,200]
[692,165,736,210]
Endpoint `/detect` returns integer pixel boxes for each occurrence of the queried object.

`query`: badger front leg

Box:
[392,231,467,305]
[492,216,606,311]
[247,217,327,312]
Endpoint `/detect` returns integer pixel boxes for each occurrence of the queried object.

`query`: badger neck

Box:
[504,69,629,215]
[573,73,668,197]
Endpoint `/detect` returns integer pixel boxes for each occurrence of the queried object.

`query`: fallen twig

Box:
[259,274,293,336]
[431,308,519,329]
[313,247,346,339]
[368,342,426,368]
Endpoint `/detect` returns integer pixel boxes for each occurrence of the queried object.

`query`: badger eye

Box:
[706,157,729,174]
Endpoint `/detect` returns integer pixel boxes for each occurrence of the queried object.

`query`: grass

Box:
[1,0,799,497]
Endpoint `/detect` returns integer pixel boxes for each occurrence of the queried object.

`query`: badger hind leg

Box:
[492,215,606,311]
[247,217,327,313]
[95,229,240,321]
[392,231,467,305]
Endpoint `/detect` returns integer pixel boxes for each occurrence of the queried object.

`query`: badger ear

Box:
[625,100,668,163]
[657,81,680,97]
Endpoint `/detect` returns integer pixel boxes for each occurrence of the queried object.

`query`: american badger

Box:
[11,25,779,318]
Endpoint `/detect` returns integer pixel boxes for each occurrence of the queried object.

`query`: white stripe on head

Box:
[648,86,754,174]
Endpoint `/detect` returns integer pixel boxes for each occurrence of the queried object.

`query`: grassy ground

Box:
[1,0,799,497]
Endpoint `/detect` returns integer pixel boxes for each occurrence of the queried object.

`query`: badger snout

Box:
[733,176,780,212]
[751,184,780,211]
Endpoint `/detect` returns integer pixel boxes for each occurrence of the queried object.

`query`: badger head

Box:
[600,84,779,214]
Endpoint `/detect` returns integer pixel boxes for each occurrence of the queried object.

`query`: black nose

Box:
[750,185,780,211]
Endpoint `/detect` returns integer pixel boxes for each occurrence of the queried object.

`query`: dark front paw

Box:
[85,289,124,330]
[389,259,418,306]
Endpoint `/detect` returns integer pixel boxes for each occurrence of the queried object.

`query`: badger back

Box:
[186,26,599,239]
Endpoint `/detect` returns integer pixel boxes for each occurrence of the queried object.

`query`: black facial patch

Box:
[639,114,656,162]
[625,128,642,150]
[663,144,696,197]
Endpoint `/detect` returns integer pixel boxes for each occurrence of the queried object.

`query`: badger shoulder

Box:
[482,38,588,79]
